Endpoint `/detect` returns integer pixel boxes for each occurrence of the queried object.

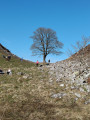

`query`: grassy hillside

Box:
[0,45,90,120]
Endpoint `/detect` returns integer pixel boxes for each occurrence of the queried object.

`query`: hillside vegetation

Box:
[0,44,90,120]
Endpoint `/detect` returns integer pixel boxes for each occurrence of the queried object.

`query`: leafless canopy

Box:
[30,27,63,62]
[67,36,90,57]
[72,36,90,53]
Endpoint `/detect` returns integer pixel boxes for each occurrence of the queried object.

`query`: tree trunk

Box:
[43,54,46,63]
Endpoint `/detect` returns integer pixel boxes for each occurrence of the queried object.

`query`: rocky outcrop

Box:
[46,45,90,104]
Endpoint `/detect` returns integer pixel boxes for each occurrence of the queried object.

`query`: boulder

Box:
[51,93,66,98]
[75,93,81,98]
[60,84,64,87]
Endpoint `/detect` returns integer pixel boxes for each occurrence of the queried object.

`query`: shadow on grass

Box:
[0,94,87,120]
[0,94,59,120]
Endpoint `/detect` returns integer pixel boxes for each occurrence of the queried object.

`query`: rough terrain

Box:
[0,44,90,120]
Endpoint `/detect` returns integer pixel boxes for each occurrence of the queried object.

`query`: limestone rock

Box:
[51,93,66,98]
[75,93,81,98]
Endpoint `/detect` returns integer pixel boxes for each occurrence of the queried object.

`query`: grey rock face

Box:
[49,58,90,92]
[48,57,90,101]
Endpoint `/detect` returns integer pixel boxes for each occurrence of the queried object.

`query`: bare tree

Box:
[30,27,63,63]
[71,36,90,53]
[66,48,73,57]
[67,36,90,65]
[67,36,90,57]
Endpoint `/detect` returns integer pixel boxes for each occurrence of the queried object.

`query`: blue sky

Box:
[0,0,90,63]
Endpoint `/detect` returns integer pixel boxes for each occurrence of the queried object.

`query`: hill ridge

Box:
[0,43,11,53]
